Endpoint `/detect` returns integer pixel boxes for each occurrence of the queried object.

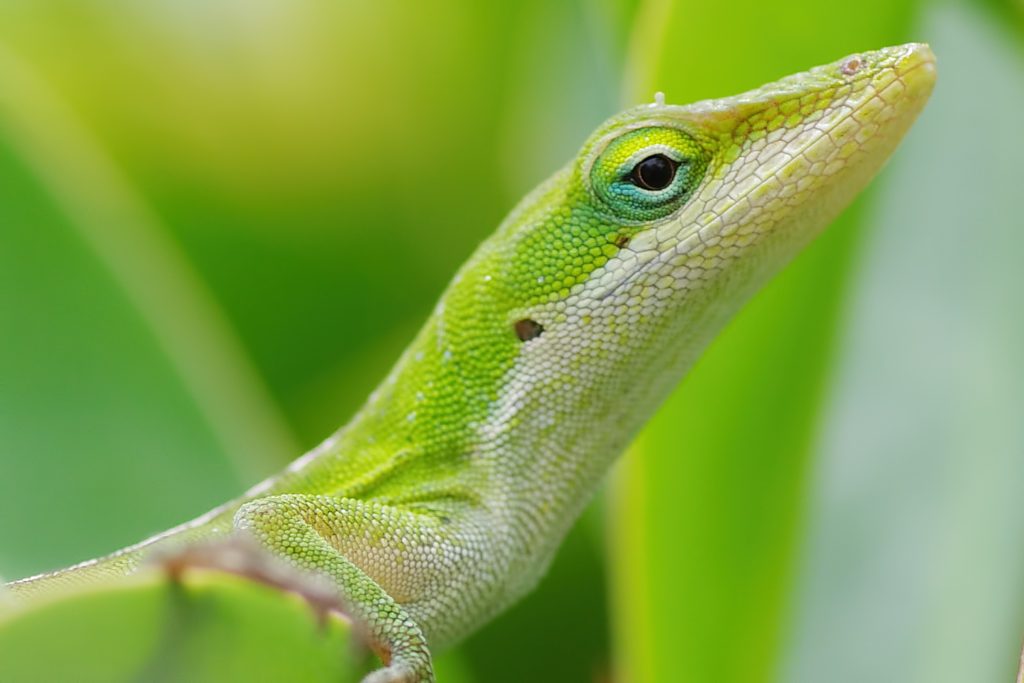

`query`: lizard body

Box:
[4,44,936,682]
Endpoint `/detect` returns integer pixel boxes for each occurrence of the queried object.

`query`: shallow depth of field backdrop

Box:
[1,0,1022,681]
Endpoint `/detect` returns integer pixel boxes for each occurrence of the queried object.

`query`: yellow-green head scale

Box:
[260,43,935,646]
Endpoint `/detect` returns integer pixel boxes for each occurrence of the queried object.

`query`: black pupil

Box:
[631,154,677,191]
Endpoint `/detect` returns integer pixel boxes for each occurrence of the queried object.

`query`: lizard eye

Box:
[587,126,710,222]
[630,154,678,191]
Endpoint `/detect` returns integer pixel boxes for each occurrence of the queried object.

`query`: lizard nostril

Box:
[514,319,544,342]
[841,56,863,75]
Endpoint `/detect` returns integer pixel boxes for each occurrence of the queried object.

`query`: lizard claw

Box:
[362,663,429,683]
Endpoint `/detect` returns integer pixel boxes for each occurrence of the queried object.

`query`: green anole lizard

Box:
[2,43,935,682]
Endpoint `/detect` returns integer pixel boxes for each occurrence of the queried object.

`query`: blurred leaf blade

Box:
[0,123,244,578]
[0,42,299,480]
[783,3,1024,681]
[610,1,917,681]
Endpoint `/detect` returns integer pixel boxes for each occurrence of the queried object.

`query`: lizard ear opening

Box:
[514,319,544,342]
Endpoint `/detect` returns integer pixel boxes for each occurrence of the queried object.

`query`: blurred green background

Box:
[1,0,1022,681]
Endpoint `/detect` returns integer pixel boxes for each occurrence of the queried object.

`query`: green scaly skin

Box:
[3,44,935,682]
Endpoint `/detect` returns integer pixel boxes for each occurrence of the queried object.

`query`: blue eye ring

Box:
[585,126,712,223]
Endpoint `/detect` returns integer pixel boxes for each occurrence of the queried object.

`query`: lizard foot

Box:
[153,535,347,627]
[152,534,434,682]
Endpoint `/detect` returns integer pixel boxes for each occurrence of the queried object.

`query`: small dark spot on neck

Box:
[614,234,631,248]
[514,318,543,342]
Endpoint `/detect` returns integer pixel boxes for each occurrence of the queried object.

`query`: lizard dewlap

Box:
[5,44,935,683]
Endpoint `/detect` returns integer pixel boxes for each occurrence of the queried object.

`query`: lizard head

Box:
[465,44,933,464]
[358,45,935,492]
[572,42,936,310]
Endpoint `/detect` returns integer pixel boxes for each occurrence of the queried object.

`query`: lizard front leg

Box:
[233,494,468,683]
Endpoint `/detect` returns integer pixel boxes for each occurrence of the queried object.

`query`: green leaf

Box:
[0,99,248,579]
[609,2,917,682]
[784,4,1024,681]
[0,571,363,683]
[0,43,299,483]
